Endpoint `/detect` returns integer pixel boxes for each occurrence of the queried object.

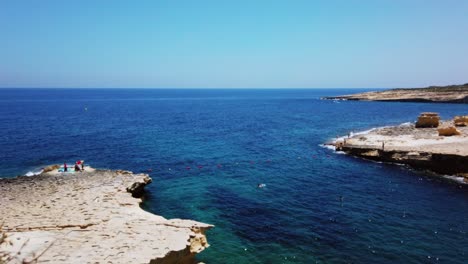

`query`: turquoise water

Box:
[0,88,467,263]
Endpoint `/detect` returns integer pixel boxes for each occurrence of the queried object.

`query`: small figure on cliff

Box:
[64,162,68,172]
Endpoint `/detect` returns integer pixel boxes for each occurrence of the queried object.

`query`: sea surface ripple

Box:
[1,88,467,263]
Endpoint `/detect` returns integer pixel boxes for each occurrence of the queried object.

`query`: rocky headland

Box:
[322,83,468,103]
[0,167,213,263]
[330,114,468,182]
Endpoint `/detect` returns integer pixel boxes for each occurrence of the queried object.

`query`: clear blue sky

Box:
[1,0,467,88]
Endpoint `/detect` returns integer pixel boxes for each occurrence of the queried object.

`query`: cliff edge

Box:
[0,168,213,263]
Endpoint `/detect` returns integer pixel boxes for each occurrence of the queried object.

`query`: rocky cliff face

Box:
[0,169,213,263]
[340,147,468,177]
[323,84,468,103]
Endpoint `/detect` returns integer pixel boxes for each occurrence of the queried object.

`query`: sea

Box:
[0,88,467,263]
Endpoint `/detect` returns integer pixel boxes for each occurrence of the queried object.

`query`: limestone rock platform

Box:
[0,168,213,263]
[331,122,468,181]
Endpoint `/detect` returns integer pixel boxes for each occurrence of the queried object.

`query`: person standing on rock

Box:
[64,162,68,172]
[74,162,81,172]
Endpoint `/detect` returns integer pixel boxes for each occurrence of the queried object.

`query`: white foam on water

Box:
[24,169,43,177]
[399,122,412,127]
[318,144,347,155]
[443,175,467,185]
[318,144,336,151]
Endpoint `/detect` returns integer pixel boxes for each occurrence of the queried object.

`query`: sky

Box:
[1,0,467,88]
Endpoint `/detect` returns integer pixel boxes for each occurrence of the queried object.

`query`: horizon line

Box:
[0,87,395,90]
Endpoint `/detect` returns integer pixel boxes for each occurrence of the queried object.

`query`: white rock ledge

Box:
[0,168,213,264]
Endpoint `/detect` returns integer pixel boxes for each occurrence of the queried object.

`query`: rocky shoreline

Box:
[329,120,468,182]
[0,168,213,263]
[322,84,468,103]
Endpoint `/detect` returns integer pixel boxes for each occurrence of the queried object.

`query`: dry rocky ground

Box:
[333,121,468,180]
[346,121,468,156]
[0,168,212,264]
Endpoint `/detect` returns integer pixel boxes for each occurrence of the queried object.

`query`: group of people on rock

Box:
[63,160,85,172]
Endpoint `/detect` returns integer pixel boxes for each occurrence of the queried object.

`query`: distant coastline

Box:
[322,83,468,103]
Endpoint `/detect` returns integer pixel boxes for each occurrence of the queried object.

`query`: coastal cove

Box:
[1,89,468,263]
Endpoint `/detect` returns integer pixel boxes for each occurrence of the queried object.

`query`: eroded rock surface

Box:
[415,112,440,128]
[0,169,212,263]
[454,115,468,127]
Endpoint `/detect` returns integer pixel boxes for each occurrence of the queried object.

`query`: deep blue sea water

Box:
[1,88,467,263]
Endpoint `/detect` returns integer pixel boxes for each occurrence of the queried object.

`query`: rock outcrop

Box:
[438,126,461,136]
[454,115,468,127]
[0,169,213,263]
[415,112,440,128]
[339,147,468,177]
[322,83,468,103]
[126,177,152,198]
[42,164,60,173]
[332,120,468,180]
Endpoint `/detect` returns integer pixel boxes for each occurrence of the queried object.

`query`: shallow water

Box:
[1,88,467,263]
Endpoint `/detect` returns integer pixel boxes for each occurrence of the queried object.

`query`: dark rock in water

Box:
[127,182,142,196]
[126,173,152,197]
[127,181,147,197]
